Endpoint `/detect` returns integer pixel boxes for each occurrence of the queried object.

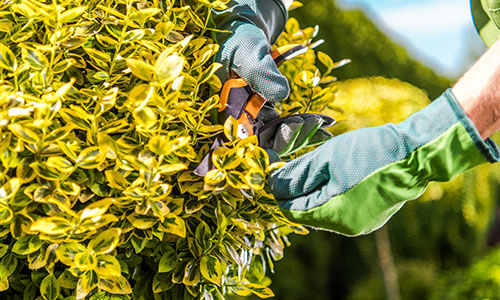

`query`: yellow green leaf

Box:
[59,107,92,131]
[105,170,129,190]
[95,255,121,278]
[55,243,87,266]
[74,251,97,271]
[24,48,49,69]
[98,134,119,160]
[122,29,145,43]
[204,169,226,188]
[95,87,118,116]
[40,274,60,300]
[8,124,39,144]
[12,234,43,255]
[80,198,113,219]
[159,214,186,238]
[246,169,265,190]
[245,283,275,298]
[212,147,242,170]
[76,270,99,299]
[158,163,188,175]
[148,135,190,156]
[84,47,111,62]
[97,276,132,294]
[198,62,222,85]
[245,146,269,171]
[46,156,74,173]
[76,147,105,169]
[76,214,118,234]
[127,213,158,229]
[183,260,200,286]
[224,116,238,142]
[133,107,157,129]
[0,277,7,292]
[155,51,184,87]
[226,171,249,189]
[0,178,21,203]
[52,58,74,73]
[30,217,73,235]
[200,255,222,286]
[0,43,17,71]
[59,6,87,23]
[88,228,121,255]
[126,58,155,81]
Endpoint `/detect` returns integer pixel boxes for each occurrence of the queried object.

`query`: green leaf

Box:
[0,244,8,259]
[0,253,17,278]
[59,6,87,23]
[152,273,173,293]
[126,58,155,81]
[53,58,74,74]
[95,255,121,278]
[0,205,14,225]
[200,255,222,285]
[12,234,43,255]
[155,52,184,86]
[88,228,121,255]
[8,124,39,144]
[183,260,200,286]
[158,245,177,273]
[0,43,17,71]
[41,274,60,300]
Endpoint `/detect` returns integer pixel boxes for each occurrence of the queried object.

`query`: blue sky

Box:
[337,0,487,78]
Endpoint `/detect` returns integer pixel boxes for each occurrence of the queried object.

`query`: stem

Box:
[375,227,401,300]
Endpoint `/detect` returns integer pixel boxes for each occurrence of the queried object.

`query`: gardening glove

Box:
[269,90,500,236]
[213,0,290,102]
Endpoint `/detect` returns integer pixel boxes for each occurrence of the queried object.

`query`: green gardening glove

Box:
[213,0,290,102]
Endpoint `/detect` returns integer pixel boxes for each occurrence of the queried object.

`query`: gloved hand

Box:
[213,0,290,102]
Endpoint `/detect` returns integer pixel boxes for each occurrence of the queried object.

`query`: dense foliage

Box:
[0,0,342,299]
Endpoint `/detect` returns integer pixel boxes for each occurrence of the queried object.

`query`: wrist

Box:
[451,38,500,139]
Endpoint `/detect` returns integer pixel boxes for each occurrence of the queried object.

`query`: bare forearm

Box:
[452,39,500,139]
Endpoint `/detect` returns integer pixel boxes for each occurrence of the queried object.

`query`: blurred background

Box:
[241,0,500,299]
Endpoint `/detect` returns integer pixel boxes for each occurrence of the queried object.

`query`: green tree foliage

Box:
[0,0,342,299]
[291,0,453,99]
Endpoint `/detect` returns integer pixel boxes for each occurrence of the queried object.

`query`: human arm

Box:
[268,39,500,236]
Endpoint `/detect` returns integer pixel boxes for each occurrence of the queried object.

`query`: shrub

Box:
[0,0,340,299]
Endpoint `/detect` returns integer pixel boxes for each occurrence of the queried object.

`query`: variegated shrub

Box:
[0,0,342,299]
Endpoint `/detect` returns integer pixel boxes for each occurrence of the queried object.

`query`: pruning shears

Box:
[194,44,335,176]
